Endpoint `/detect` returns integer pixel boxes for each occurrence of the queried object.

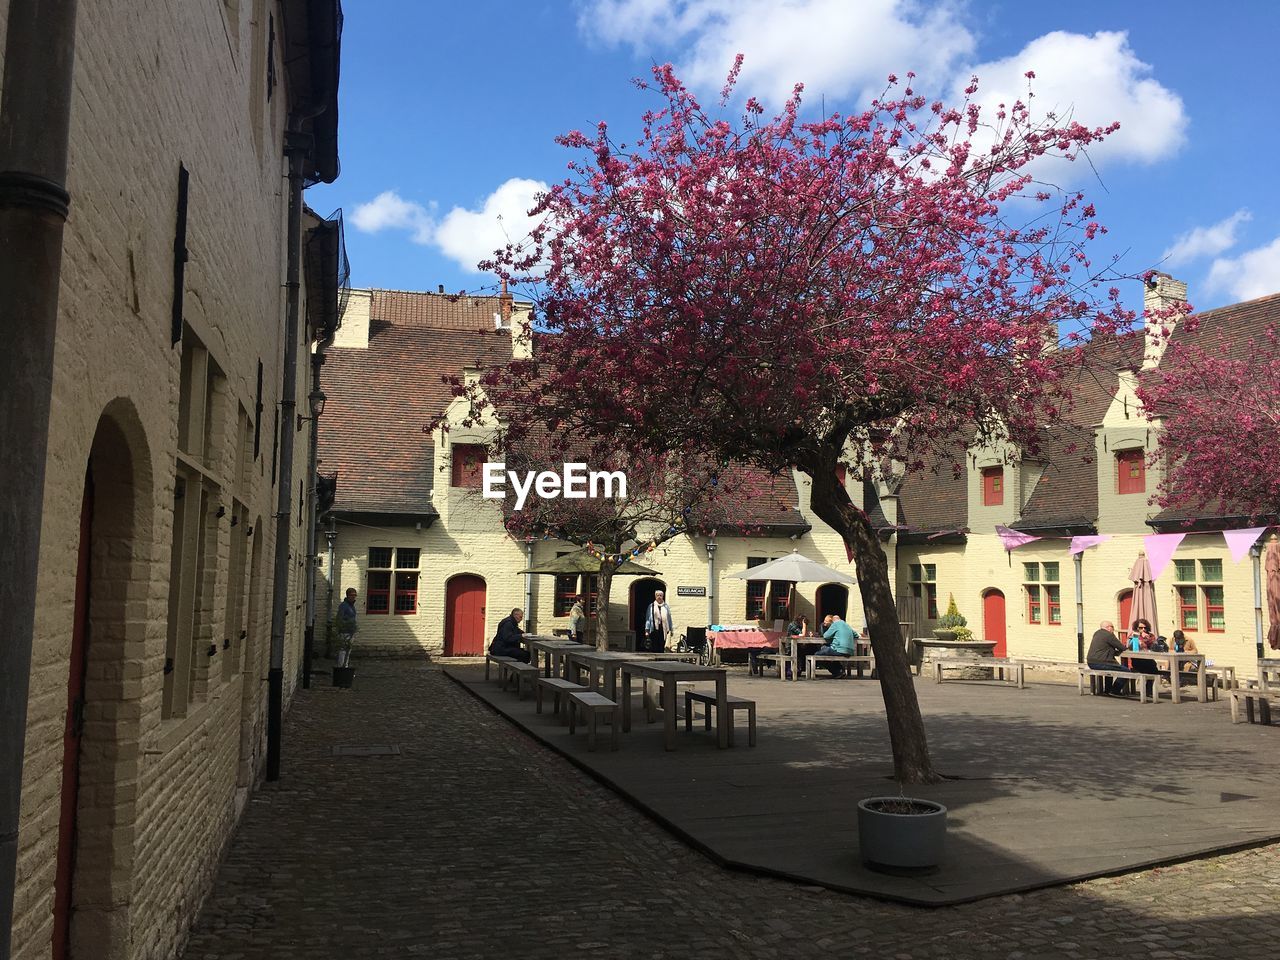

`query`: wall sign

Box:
[676,586,706,597]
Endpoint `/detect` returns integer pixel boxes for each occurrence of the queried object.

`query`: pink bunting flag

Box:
[1069,534,1111,555]
[996,525,1041,551]
[1223,526,1268,563]
[1143,533,1186,580]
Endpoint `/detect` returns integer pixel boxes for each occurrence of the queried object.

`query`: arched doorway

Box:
[983,589,1007,658]
[631,578,667,651]
[1118,589,1134,633]
[445,575,487,655]
[57,403,151,959]
[816,583,849,625]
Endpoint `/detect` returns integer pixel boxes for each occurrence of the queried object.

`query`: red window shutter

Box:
[451,444,486,488]
[982,467,1004,506]
[1117,450,1145,495]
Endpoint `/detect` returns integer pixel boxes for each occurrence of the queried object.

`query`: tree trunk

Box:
[593,563,615,651]
[808,469,940,784]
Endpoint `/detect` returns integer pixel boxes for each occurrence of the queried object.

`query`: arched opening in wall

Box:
[982,589,1007,658]
[237,515,266,788]
[444,574,487,656]
[815,583,849,625]
[630,578,668,651]
[1118,589,1134,635]
[56,402,152,960]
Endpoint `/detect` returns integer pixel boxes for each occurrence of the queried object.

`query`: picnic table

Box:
[620,660,730,750]
[523,637,593,678]
[562,649,642,699]
[1120,650,1207,703]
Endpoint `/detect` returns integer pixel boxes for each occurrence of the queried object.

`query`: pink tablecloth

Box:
[712,629,785,650]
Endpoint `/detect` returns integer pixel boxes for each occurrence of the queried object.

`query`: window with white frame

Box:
[1023,561,1061,626]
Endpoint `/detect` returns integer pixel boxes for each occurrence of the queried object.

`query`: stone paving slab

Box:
[447,664,1280,905]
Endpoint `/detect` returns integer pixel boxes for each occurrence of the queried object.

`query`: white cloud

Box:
[957,31,1187,169]
[1161,209,1252,267]
[433,178,549,274]
[579,0,976,105]
[1206,236,1280,302]
[350,190,434,244]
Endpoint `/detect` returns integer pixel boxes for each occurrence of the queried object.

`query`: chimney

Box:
[1142,272,1187,370]
[332,288,371,350]
[438,284,444,294]
[500,278,513,328]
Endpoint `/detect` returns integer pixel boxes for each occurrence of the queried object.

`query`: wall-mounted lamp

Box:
[246,524,255,536]
[215,505,227,519]
[206,644,217,657]
[297,387,326,431]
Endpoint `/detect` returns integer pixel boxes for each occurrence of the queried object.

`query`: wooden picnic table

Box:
[621,660,730,750]
[523,637,594,678]
[561,649,643,699]
[773,635,871,680]
[1120,651,1206,703]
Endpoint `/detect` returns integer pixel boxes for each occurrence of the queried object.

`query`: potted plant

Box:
[931,594,967,642]
[333,617,355,689]
[856,794,947,873]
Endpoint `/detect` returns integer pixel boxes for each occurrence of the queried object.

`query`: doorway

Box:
[445,575,487,655]
[983,589,1007,658]
[816,583,849,625]
[631,578,667,650]
[1118,589,1134,634]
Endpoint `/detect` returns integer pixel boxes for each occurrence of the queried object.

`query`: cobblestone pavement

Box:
[182,665,1280,960]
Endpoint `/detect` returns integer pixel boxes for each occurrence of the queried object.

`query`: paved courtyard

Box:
[182,663,1280,959]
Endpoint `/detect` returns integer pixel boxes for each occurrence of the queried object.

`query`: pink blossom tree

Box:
[464,64,1132,782]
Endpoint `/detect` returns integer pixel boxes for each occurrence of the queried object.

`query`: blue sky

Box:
[307,0,1280,315]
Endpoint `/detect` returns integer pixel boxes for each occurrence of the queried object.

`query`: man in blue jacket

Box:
[489,608,530,662]
[815,614,858,678]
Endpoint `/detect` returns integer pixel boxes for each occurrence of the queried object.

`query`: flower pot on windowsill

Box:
[332,667,355,688]
[857,797,947,874]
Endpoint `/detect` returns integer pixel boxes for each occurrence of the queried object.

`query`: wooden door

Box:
[983,589,1007,658]
[54,474,93,958]
[445,575,486,656]
[1119,590,1133,634]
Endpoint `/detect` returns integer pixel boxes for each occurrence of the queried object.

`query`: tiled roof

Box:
[370,289,526,331]
[319,322,511,514]
[895,453,968,534]
[692,464,809,533]
[1014,425,1099,531]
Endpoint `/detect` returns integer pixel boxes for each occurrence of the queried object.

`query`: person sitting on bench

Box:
[489,608,531,663]
[814,614,858,678]
[1087,620,1131,694]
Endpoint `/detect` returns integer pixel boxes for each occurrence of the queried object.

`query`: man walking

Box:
[644,590,675,652]
[337,588,358,667]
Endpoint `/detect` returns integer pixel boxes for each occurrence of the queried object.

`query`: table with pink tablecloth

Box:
[711,629,785,650]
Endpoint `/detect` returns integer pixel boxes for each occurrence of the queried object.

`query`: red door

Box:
[54,474,93,958]
[445,575,486,656]
[983,590,1007,658]
[1119,590,1133,634]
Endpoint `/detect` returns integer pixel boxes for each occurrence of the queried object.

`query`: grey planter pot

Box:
[931,629,958,642]
[857,797,947,872]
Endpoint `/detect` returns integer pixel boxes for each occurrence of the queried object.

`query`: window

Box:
[746,556,767,619]
[982,467,1004,506]
[1116,449,1145,495]
[1173,559,1223,632]
[908,563,938,620]
[451,444,486,488]
[1023,563,1060,626]
[366,547,418,615]
[768,581,792,622]
[553,552,577,616]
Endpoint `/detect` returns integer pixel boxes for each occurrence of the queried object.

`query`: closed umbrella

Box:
[1128,551,1159,637]
[1266,535,1280,652]
[724,551,855,585]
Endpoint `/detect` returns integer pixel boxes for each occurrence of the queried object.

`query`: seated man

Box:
[814,614,858,678]
[1086,620,1132,695]
[488,607,531,663]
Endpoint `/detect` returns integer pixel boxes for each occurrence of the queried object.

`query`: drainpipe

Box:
[1074,552,1085,664]
[0,3,79,956]
[266,103,327,782]
[525,540,534,631]
[705,534,718,626]
[1251,542,1264,661]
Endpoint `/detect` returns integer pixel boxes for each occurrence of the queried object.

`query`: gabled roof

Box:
[371,289,526,331]
[1013,425,1098,533]
[895,453,968,536]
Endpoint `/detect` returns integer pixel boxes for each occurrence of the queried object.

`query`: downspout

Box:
[525,540,534,632]
[1252,542,1265,661]
[0,3,79,955]
[266,101,327,782]
[1074,552,1085,664]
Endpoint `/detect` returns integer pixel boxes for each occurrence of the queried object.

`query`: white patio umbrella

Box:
[724,551,856,585]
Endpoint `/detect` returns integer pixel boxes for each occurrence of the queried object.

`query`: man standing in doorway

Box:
[337,588,358,667]
[645,590,675,652]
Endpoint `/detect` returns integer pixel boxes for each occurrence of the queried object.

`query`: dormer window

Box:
[1116,449,1145,495]
[982,466,1004,506]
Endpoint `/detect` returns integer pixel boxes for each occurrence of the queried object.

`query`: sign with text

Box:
[676,586,706,597]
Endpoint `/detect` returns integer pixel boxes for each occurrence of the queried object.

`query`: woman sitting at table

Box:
[1126,618,1161,683]
[1173,629,1200,681]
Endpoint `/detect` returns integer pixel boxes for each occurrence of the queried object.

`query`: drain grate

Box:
[331,745,401,757]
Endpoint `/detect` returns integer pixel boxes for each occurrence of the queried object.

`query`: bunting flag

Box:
[1069,534,1111,555]
[996,525,1042,551]
[1223,526,1268,563]
[1143,533,1185,580]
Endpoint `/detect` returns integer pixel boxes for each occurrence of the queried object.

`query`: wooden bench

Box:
[684,691,757,747]
[1077,666,1155,704]
[536,676,587,721]
[485,654,515,682]
[933,659,1025,689]
[567,691,621,751]
[805,654,875,679]
[501,661,539,699]
[1229,686,1275,725]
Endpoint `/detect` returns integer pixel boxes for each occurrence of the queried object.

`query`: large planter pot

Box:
[931,629,958,642]
[857,797,947,872]
[332,666,355,689]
